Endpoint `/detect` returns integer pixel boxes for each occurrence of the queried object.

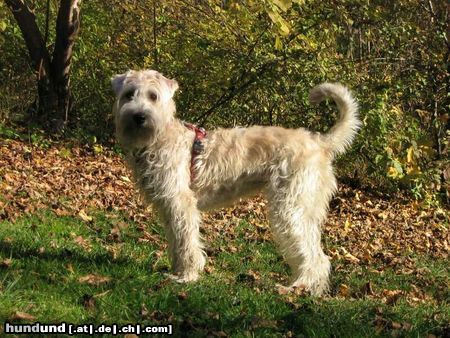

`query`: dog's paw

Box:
[164,272,199,283]
[275,283,308,295]
[275,283,294,295]
[289,278,329,296]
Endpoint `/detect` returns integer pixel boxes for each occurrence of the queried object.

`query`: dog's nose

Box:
[133,112,147,126]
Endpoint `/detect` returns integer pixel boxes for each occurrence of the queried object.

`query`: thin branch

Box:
[153,0,158,66]
[420,0,449,45]
[44,0,50,44]
[177,0,249,44]
[196,57,283,125]
[195,14,328,125]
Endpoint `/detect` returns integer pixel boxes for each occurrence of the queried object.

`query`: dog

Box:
[111,70,360,295]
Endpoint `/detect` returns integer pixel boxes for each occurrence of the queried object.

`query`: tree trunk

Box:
[50,0,80,130]
[5,0,80,133]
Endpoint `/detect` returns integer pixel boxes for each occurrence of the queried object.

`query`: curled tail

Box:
[309,82,361,157]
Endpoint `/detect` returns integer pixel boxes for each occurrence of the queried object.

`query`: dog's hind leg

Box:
[267,164,336,296]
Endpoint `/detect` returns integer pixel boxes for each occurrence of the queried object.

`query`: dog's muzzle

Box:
[116,109,154,149]
[133,112,147,127]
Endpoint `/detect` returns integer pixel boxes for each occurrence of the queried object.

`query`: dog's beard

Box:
[116,113,156,149]
[120,127,153,149]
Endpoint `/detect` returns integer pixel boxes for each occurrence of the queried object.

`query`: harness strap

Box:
[183,122,207,181]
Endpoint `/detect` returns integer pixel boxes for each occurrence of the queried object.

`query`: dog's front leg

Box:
[157,192,206,282]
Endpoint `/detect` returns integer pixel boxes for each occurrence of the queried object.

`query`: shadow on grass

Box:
[0,241,144,268]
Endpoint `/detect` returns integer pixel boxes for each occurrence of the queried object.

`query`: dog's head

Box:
[111,70,179,149]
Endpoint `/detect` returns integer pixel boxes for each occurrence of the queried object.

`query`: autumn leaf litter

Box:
[0,138,448,306]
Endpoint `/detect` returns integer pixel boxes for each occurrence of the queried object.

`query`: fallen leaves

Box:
[177,291,188,301]
[0,137,448,308]
[72,233,92,251]
[236,269,261,284]
[276,283,307,296]
[78,274,111,286]
[9,311,36,321]
[66,263,74,273]
[343,251,360,264]
[324,186,449,293]
[0,258,12,268]
[360,281,374,296]
[373,307,415,336]
[0,139,153,225]
[276,284,292,295]
[249,316,278,329]
[78,209,93,222]
[382,289,403,305]
[81,294,96,311]
[338,283,350,297]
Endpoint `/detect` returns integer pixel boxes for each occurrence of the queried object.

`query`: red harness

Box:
[183,122,207,181]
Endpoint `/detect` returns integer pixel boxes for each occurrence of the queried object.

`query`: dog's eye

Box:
[148,92,158,102]
[123,90,135,101]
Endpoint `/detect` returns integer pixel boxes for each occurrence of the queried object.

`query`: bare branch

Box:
[4,0,51,78]
[153,0,158,66]
[44,0,50,44]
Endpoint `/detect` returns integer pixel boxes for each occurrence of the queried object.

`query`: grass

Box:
[0,211,448,337]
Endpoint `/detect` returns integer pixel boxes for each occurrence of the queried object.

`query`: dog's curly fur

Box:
[111,69,360,295]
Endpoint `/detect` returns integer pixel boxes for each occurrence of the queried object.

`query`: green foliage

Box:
[0,0,448,201]
[0,123,19,139]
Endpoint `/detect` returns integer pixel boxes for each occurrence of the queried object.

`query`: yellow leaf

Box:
[59,147,71,158]
[406,166,421,176]
[93,144,103,154]
[391,105,403,115]
[78,209,93,222]
[278,18,291,36]
[296,33,318,50]
[419,143,434,157]
[344,252,360,264]
[406,147,414,164]
[338,283,350,297]
[275,36,283,50]
[120,175,131,183]
[266,8,279,24]
[385,146,393,156]
[387,166,399,178]
[273,0,292,12]
[266,8,291,36]
[344,219,352,231]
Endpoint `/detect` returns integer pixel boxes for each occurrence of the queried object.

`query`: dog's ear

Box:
[111,72,128,96]
[164,77,179,98]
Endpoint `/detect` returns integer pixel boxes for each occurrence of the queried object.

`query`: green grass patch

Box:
[0,211,448,337]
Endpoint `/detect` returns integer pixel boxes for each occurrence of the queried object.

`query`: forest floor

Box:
[0,134,448,337]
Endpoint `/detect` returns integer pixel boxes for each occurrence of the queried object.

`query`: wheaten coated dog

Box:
[111,70,360,295]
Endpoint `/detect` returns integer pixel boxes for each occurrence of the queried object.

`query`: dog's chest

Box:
[127,151,163,199]
[127,144,191,201]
